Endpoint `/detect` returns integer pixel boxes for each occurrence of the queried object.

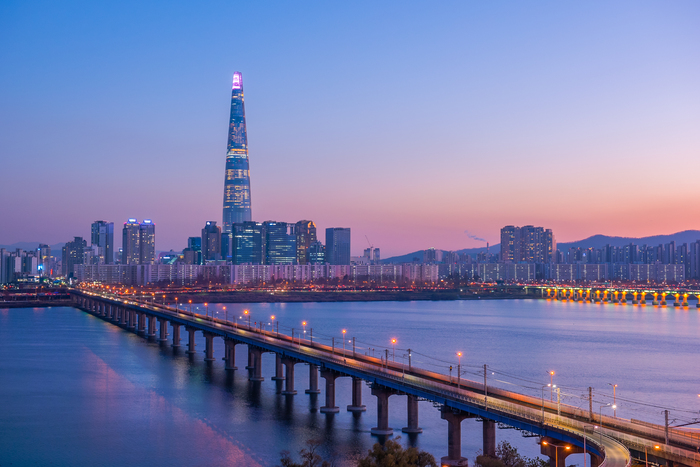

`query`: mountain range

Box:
[381,230,700,264]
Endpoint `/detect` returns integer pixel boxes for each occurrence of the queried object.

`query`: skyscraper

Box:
[201,221,222,262]
[222,72,252,234]
[122,219,140,265]
[232,221,263,264]
[139,219,156,264]
[325,228,351,265]
[91,220,114,264]
[295,220,317,265]
[263,222,296,265]
[62,237,86,278]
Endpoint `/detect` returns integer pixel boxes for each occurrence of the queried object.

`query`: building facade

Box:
[325,228,351,265]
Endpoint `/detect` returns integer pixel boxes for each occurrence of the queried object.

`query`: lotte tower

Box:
[222,71,252,233]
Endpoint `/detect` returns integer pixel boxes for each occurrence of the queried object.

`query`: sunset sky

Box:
[1,1,699,257]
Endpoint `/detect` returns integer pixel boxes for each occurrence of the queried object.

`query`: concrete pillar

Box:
[660,293,667,306]
[171,323,181,347]
[248,347,264,381]
[620,291,627,304]
[112,306,120,322]
[139,313,147,334]
[203,332,215,362]
[673,294,681,307]
[370,385,395,435]
[223,339,237,370]
[540,438,587,467]
[681,294,688,307]
[158,318,169,343]
[640,293,646,305]
[120,308,127,326]
[319,369,339,413]
[653,293,659,306]
[281,358,297,395]
[483,419,496,457]
[632,292,638,305]
[147,316,157,338]
[347,376,366,412]
[186,327,197,355]
[306,364,321,394]
[128,310,136,330]
[246,349,254,369]
[440,408,470,466]
[272,354,285,381]
[402,394,422,433]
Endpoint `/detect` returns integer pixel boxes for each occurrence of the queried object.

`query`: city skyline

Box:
[1,1,699,257]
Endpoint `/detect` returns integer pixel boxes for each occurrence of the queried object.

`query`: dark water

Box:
[1,300,698,466]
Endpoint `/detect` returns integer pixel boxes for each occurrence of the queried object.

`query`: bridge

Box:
[530,286,700,307]
[70,290,699,467]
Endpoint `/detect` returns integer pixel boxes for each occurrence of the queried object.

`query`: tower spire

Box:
[222,71,252,233]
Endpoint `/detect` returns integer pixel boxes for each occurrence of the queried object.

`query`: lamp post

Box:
[302,321,307,339]
[391,338,397,362]
[175,297,178,312]
[342,329,347,357]
[608,383,618,418]
[599,403,616,444]
[541,384,554,422]
[549,371,555,401]
[204,302,208,318]
[189,300,192,313]
[541,440,570,467]
[457,352,462,390]
[223,306,227,323]
[645,444,661,467]
[244,309,250,329]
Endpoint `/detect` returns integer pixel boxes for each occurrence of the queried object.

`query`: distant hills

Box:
[381,230,700,264]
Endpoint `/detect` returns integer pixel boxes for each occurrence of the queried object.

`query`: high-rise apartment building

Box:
[233,222,263,264]
[202,221,222,262]
[263,222,296,265]
[37,244,51,276]
[325,228,351,265]
[139,220,156,264]
[295,220,317,265]
[62,237,87,277]
[500,225,556,263]
[222,72,252,234]
[122,219,140,265]
[91,220,114,264]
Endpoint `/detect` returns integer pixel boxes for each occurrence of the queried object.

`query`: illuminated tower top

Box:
[222,71,252,233]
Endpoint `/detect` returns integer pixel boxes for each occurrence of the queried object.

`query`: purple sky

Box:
[1,1,699,257]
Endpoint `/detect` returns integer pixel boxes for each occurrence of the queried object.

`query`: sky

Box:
[1,1,699,257]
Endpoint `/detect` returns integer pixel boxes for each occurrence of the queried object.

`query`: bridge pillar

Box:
[158,318,169,343]
[440,407,470,466]
[306,364,321,394]
[112,306,120,323]
[119,307,127,326]
[171,323,181,347]
[203,332,215,362]
[681,294,688,307]
[620,291,627,304]
[402,394,422,433]
[147,316,157,338]
[138,313,146,334]
[128,310,136,330]
[246,349,254,369]
[347,376,366,412]
[370,385,396,435]
[319,369,340,413]
[281,358,297,395]
[186,327,197,355]
[660,293,667,306]
[248,347,264,381]
[673,294,680,307]
[653,293,659,306]
[272,354,285,381]
[640,293,646,305]
[696,294,700,308]
[483,418,496,457]
[632,292,638,305]
[223,339,237,370]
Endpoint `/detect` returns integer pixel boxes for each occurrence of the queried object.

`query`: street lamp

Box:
[541,384,555,422]
[244,309,250,328]
[204,302,208,318]
[645,444,661,467]
[223,306,227,323]
[342,329,347,356]
[391,338,397,362]
[608,383,618,418]
[541,440,570,467]
[599,403,616,443]
[175,297,178,311]
[457,352,462,389]
[549,371,555,401]
[188,300,192,313]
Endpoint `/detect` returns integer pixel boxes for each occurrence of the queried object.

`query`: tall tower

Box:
[222,71,252,234]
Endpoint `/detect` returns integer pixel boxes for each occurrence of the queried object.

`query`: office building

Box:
[202,221,222,262]
[222,72,252,234]
[308,241,326,264]
[500,225,556,263]
[325,228,351,265]
[263,222,296,265]
[233,221,263,264]
[91,220,114,264]
[295,220,317,265]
